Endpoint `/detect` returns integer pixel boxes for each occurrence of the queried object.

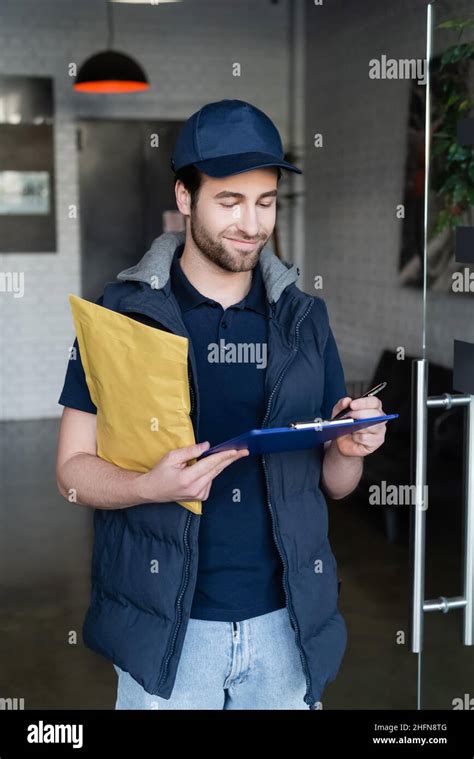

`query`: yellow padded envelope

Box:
[68,294,201,515]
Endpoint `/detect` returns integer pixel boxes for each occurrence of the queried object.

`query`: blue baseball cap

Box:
[170,99,302,177]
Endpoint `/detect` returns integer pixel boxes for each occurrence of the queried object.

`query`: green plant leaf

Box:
[453,182,468,203]
[440,43,473,66]
[437,20,461,29]
[447,144,471,161]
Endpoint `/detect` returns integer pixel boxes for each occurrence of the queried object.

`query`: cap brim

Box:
[192,151,302,177]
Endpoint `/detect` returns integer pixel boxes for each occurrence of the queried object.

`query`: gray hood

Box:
[116,231,299,305]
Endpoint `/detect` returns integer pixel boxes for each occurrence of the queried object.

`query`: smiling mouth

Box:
[225,237,259,246]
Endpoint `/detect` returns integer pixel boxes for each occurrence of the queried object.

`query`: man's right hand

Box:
[136,441,249,504]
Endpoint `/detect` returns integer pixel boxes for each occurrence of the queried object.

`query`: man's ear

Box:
[175,183,191,216]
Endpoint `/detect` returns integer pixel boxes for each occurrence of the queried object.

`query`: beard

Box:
[189,213,267,273]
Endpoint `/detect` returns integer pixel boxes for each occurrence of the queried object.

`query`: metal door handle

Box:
[411,359,474,652]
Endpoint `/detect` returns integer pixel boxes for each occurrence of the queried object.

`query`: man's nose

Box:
[234,206,260,239]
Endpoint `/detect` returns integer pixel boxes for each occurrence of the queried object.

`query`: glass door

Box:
[412,0,474,710]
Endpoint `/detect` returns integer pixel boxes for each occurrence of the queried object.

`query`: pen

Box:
[330,381,387,421]
[287,381,388,429]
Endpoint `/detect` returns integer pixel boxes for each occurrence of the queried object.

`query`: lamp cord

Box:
[106,0,115,50]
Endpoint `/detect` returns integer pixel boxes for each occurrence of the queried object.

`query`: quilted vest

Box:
[82,232,347,709]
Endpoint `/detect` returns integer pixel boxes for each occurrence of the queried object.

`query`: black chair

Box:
[350,350,463,542]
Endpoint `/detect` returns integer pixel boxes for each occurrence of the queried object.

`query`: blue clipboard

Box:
[197,414,399,458]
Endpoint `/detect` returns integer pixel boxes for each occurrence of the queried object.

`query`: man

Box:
[56,99,386,710]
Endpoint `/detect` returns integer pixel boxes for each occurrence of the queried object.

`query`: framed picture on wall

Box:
[0,75,56,252]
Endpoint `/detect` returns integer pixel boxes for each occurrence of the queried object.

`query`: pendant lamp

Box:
[74,0,149,94]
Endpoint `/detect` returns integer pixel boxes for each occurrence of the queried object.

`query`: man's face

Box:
[179,167,278,273]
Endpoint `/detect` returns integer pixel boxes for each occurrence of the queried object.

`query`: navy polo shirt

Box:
[58,248,348,623]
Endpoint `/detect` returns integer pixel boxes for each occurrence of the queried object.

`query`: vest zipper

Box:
[188,365,195,418]
[261,299,318,710]
[156,509,193,692]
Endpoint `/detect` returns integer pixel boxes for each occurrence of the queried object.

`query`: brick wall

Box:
[0,0,293,419]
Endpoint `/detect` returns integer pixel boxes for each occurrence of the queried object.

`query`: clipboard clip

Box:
[288,418,355,430]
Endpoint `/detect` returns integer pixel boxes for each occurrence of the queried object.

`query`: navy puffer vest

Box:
[82,232,347,709]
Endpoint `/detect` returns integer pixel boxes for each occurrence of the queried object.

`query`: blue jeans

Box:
[113,606,316,709]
